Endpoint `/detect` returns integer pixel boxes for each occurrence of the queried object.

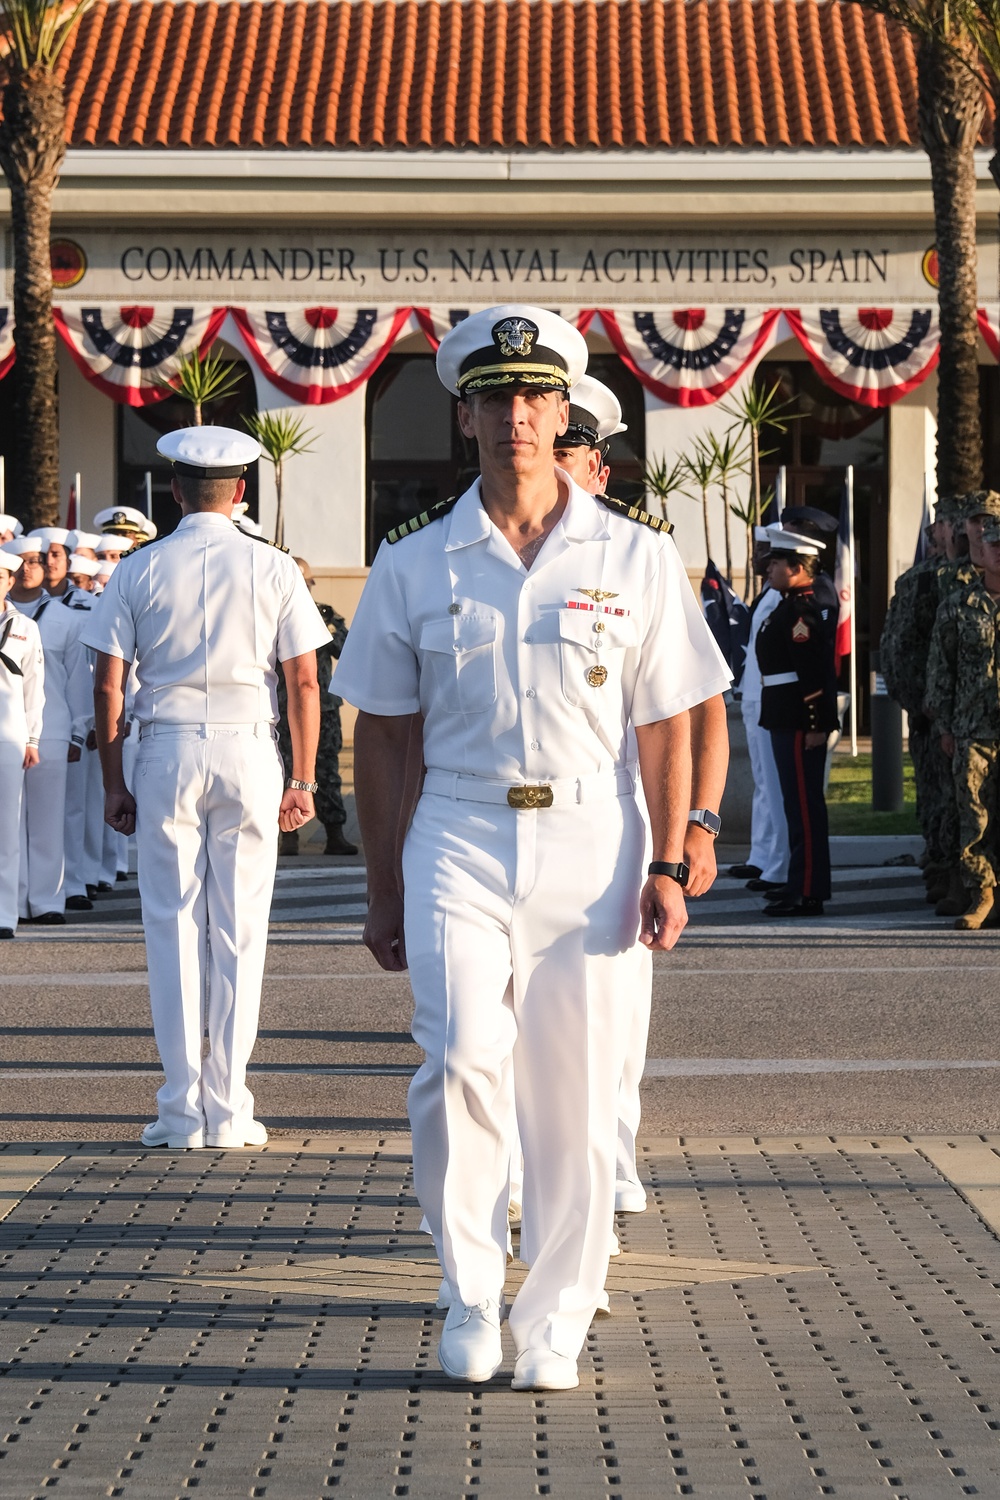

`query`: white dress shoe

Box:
[205,1119,269,1149]
[593,1289,612,1318]
[511,1350,579,1391]
[438,1298,504,1383]
[615,1181,648,1214]
[141,1121,204,1149]
[436,1280,510,1320]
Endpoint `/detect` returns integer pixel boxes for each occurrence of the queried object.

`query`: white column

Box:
[887,372,937,588]
[57,344,116,526]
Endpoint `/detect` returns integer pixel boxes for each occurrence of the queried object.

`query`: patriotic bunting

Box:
[594,307,781,406]
[53,305,227,405]
[413,307,593,350]
[784,308,939,408]
[230,307,411,403]
[978,306,1000,360]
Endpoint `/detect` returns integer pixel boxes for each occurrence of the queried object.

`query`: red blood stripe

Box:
[794,731,813,895]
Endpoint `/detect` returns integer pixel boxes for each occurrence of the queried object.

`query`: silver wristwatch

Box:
[286,777,319,793]
[688,808,722,837]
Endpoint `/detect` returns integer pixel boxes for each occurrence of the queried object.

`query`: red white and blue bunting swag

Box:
[53,305,227,406]
[595,307,782,406]
[784,308,940,407]
[231,306,411,403]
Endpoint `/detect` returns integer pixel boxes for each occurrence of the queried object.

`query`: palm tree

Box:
[244,411,316,548]
[159,346,245,427]
[683,440,718,568]
[0,0,95,527]
[642,453,689,525]
[720,380,799,535]
[704,430,749,586]
[849,0,985,493]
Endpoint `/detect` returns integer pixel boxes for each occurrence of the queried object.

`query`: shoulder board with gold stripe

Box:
[386,495,459,544]
[598,495,674,534]
[243,531,290,553]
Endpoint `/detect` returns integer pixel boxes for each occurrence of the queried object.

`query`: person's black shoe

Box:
[65,894,93,911]
[116,871,129,883]
[86,884,97,898]
[728,863,762,879]
[323,829,358,856]
[27,911,66,925]
[746,878,787,893]
[764,897,826,918]
[96,881,113,893]
[0,928,13,939]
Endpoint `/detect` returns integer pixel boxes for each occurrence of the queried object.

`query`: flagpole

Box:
[144,470,153,520]
[847,464,857,757]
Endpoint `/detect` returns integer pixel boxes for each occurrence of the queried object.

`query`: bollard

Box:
[870,651,904,813]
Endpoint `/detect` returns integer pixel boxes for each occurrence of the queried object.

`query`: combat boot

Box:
[955,888,994,930]
[935,868,968,917]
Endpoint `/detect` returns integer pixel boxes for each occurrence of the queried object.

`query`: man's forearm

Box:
[690,694,729,812]
[283,656,320,782]
[636,711,692,862]
[93,653,128,792]
[355,711,414,897]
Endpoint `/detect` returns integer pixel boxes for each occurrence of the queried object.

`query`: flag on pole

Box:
[65,481,77,530]
[913,475,934,565]
[834,480,853,670]
[700,559,751,681]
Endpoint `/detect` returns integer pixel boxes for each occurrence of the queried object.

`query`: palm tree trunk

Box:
[275,459,284,547]
[0,68,66,529]
[918,36,985,495]
[701,489,712,565]
[721,481,733,583]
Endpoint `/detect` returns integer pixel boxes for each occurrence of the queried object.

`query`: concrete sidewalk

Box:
[2,1135,1000,1497]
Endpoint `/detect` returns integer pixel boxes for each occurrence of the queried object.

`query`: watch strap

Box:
[648,860,689,888]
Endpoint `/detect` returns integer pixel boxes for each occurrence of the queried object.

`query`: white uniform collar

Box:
[444,470,609,552]
[176,511,238,530]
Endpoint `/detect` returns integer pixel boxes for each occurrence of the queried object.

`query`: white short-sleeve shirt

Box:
[82,512,331,726]
[333,475,731,781]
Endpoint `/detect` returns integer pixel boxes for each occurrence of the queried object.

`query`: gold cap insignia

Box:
[587,665,609,687]
[493,317,538,359]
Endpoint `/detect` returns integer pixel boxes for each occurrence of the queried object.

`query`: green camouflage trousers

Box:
[278,707,347,832]
[954,739,1000,890]
[911,725,959,865]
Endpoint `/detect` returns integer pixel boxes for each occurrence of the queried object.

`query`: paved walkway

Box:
[3,1134,1000,1497]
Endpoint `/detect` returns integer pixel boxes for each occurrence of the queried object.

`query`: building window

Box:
[365,351,647,562]
[116,358,258,538]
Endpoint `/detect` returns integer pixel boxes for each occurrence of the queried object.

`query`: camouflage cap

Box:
[933,493,962,523]
[962,489,1000,520]
[981,513,1000,543]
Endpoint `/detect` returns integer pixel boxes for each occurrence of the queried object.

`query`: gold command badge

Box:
[587,665,609,687]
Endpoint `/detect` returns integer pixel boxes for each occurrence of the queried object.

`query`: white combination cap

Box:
[95,534,134,555]
[94,505,149,537]
[156,426,261,478]
[1,535,42,557]
[139,517,157,540]
[0,513,23,537]
[27,526,71,551]
[560,374,626,448]
[68,554,101,576]
[756,523,822,558]
[0,547,23,572]
[436,305,588,397]
[67,530,101,552]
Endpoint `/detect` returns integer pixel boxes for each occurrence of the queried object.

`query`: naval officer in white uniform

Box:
[84,427,330,1150]
[0,549,44,938]
[334,306,730,1392]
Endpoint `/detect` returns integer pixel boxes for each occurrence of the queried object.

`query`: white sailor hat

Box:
[234,515,264,537]
[28,526,71,551]
[94,505,149,538]
[559,374,626,449]
[436,304,588,398]
[755,524,822,558]
[232,500,249,518]
[67,530,101,553]
[0,547,23,572]
[0,514,23,537]
[1,535,43,557]
[95,558,118,578]
[156,425,261,479]
[68,553,101,576]
[95,534,134,555]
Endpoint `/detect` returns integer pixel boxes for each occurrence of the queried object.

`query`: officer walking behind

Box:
[334,306,730,1392]
[0,550,44,938]
[755,525,838,917]
[85,428,330,1150]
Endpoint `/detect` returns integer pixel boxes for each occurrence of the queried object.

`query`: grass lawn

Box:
[826,751,920,837]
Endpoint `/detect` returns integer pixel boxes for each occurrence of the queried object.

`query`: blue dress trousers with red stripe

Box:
[755,584,839,902]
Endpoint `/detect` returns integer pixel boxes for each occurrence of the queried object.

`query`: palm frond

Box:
[244,410,317,465]
[156,346,245,416]
[0,0,96,72]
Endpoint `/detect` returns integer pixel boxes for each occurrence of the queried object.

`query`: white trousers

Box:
[615,943,654,1187]
[403,787,644,1361]
[19,740,68,917]
[64,753,90,898]
[134,724,283,1143]
[83,745,105,889]
[741,700,790,883]
[0,740,25,929]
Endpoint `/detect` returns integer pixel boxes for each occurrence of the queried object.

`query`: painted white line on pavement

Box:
[0,971,408,985]
[643,1057,1000,1077]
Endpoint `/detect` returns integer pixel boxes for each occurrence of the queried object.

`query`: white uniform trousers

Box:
[615,943,654,1189]
[0,741,25,929]
[19,740,68,917]
[63,754,90,898]
[134,724,283,1144]
[403,785,643,1362]
[83,745,105,889]
[741,699,790,883]
[100,817,120,885]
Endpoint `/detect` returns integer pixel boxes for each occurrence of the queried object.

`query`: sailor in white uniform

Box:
[94,506,153,550]
[737,531,790,889]
[0,549,44,937]
[67,531,102,561]
[1,514,24,544]
[28,527,75,601]
[62,556,101,911]
[5,536,90,923]
[84,428,330,1150]
[334,306,731,1392]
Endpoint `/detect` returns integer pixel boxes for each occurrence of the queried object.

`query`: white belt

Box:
[138,721,273,740]
[422,767,635,808]
[761,672,799,688]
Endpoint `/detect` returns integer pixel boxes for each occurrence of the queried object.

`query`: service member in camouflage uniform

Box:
[925,507,1000,929]
[278,558,357,857]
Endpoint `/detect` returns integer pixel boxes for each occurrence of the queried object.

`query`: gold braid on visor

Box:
[458,363,570,394]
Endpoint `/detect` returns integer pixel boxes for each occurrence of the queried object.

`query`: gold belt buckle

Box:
[507,784,554,809]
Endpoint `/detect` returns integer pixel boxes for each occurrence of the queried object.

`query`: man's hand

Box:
[683,823,717,897]
[364,890,408,972]
[68,743,82,763]
[22,746,39,771]
[639,874,688,951]
[105,787,136,836]
[940,732,956,759]
[804,731,827,750]
[86,729,98,751]
[279,787,314,833]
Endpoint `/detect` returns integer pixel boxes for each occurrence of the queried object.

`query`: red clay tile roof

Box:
[51,0,936,152]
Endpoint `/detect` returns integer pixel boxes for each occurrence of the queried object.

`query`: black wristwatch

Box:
[648,860,690,888]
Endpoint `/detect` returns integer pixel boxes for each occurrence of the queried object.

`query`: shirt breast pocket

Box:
[420,614,499,715]
[557,609,638,707]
